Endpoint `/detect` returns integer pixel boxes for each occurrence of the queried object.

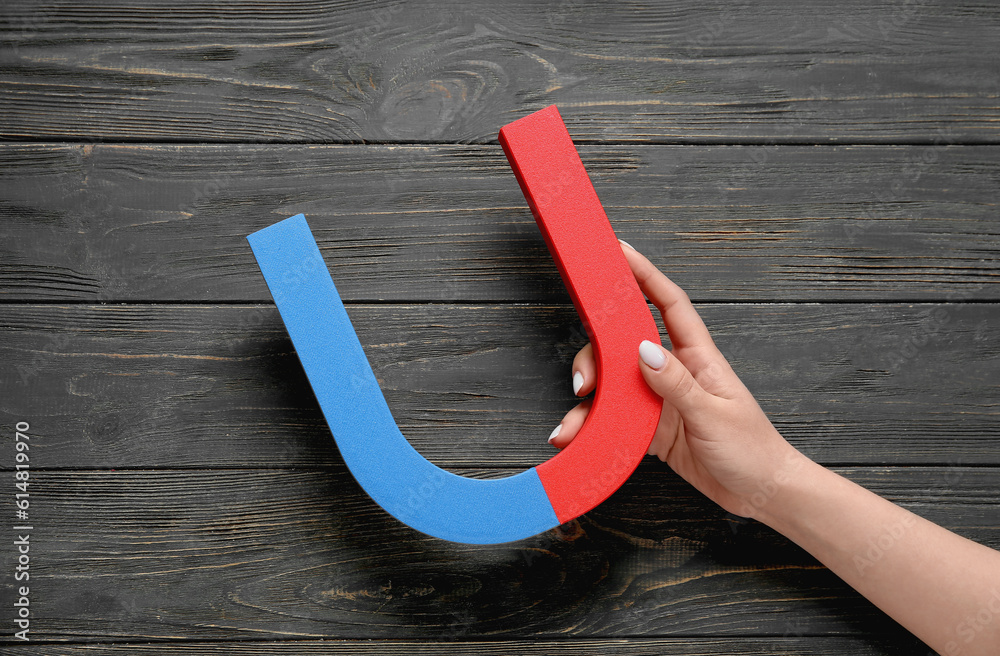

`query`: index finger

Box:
[620,242,716,352]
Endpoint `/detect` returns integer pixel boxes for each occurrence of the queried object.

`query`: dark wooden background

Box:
[1,1,998,654]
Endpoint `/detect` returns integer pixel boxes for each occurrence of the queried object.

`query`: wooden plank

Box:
[0,466,989,643]
[0,637,931,655]
[1,303,997,468]
[1,1,998,143]
[1,143,998,302]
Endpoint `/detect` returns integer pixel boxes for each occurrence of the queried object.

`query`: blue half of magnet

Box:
[247,214,560,544]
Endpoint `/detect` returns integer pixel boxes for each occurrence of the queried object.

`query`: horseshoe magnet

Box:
[247,105,662,544]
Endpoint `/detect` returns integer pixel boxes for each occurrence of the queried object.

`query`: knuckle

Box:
[663,359,696,399]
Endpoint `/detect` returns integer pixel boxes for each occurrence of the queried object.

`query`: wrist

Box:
[743,448,825,527]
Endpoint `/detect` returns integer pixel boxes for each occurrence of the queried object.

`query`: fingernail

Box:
[572,371,584,395]
[639,340,666,370]
[548,424,562,444]
[618,238,635,251]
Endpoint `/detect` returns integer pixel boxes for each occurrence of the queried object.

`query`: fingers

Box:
[619,242,716,353]
[548,398,592,449]
[620,242,742,398]
[638,340,711,415]
[571,342,596,397]
[548,344,596,448]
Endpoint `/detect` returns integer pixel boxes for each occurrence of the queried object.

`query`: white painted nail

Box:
[618,238,636,251]
[572,371,584,395]
[548,424,562,444]
[639,340,666,369]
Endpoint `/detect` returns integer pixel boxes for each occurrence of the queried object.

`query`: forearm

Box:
[756,460,1000,656]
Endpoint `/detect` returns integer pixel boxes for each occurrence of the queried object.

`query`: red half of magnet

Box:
[499,105,664,523]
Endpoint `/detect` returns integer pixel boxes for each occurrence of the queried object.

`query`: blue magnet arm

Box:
[247,214,560,544]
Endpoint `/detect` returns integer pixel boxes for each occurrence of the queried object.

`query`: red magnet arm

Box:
[499,106,664,523]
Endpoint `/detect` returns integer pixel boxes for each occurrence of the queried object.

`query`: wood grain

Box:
[1,303,997,468]
[1,1,998,143]
[0,637,933,656]
[2,2,998,653]
[1,143,997,302]
[0,465,985,645]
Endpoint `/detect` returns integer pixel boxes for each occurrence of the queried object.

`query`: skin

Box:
[551,242,1000,656]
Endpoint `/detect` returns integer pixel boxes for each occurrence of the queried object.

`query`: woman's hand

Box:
[549,242,1000,655]
[549,242,808,519]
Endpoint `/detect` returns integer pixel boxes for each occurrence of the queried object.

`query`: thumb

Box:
[637,340,708,415]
